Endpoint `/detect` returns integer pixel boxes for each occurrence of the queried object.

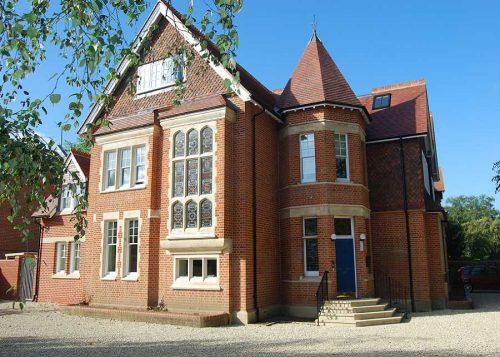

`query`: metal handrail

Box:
[374,268,411,319]
[315,271,329,325]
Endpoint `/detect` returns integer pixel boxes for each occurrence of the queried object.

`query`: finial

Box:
[311,15,320,42]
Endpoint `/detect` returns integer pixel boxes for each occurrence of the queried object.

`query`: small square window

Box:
[334,218,352,236]
[373,94,391,109]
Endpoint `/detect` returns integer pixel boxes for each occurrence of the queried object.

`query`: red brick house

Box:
[36,0,448,323]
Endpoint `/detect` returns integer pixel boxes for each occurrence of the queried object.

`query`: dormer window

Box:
[373,94,391,109]
[136,56,184,95]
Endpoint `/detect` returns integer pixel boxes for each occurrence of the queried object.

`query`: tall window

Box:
[300,133,316,183]
[59,185,72,211]
[103,145,146,191]
[70,242,80,273]
[335,134,349,181]
[422,151,431,195]
[303,218,319,277]
[171,127,214,232]
[103,221,118,277]
[136,56,184,94]
[124,219,139,277]
[373,94,391,109]
[56,242,67,273]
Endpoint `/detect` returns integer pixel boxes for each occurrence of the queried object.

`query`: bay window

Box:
[335,134,349,181]
[173,256,219,289]
[300,133,316,183]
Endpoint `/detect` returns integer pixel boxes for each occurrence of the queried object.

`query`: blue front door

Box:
[336,239,356,293]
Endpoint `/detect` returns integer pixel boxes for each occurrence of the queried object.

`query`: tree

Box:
[493,160,500,194]
[64,137,92,154]
[0,0,243,241]
[445,195,500,260]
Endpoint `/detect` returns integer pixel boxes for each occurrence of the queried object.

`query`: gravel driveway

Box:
[1,293,499,356]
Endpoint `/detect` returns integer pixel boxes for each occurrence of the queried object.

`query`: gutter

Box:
[33,218,44,302]
[251,105,266,323]
[399,138,416,312]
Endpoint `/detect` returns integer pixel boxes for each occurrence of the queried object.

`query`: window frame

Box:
[335,133,350,182]
[102,220,118,279]
[123,218,140,280]
[169,125,215,237]
[372,94,391,109]
[303,218,319,277]
[299,133,316,184]
[102,144,147,192]
[334,217,354,238]
[69,241,81,274]
[172,255,220,290]
[55,242,67,274]
[136,56,186,96]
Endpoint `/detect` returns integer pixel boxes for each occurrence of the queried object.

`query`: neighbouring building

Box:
[35,0,448,322]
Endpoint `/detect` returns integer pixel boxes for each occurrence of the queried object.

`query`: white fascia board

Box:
[78,0,253,134]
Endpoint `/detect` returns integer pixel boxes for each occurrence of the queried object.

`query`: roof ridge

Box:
[372,79,426,94]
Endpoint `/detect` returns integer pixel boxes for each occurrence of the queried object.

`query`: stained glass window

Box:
[173,161,184,197]
[172,202,183,229]
[200,199,212,228]
[174,131,185,158]
[201,127,213,153]
[188,129,198,156]
[187,159,198,195]
[186,201,197,228]
[201,157,212,194]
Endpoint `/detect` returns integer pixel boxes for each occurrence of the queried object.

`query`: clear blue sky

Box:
[35,0,500,207]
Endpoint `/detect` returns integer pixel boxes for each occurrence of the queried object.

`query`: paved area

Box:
[1,293,499,356]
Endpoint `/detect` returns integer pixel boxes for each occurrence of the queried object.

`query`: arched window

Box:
[186,201,198,228]
[200,199,212,228]
[201,127,213,154]
[172,201,184,229]
[174,131,185,158]
[187,129,198,156]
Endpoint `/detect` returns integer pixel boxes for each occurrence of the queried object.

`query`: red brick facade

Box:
[34,2,447,320]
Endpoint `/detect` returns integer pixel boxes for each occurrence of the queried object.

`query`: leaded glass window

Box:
[188,129,199,156]
[174,131,185,158]
[173,161,184,197]
[172,202,183,229]
[201,157,212,194]
[186,201,197,228]
[201,127,213,153]
[200,199,212,228]
[187,159,198,195]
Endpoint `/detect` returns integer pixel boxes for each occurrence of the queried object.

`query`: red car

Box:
[459,265,500,292]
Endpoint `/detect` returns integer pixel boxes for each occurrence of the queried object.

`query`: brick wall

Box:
[0,200,39,258]
[0,257,20,299]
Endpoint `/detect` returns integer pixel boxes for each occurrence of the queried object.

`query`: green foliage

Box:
[493,160,500,194]
[445,195,500,260]
[64,137,92,154]
[0,0,242,242]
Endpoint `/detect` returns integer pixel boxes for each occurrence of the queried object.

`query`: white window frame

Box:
[103,145,147,192]
[334,217,357,296]
[56,242,67,274]
[134,146,146,185]
[119,148,131,188]
[102,220,118,278]
[300,133,316,183]
[136,56,186,95]
[123,218,140,280]
[172,255,220,290]
[169,124,215,238]
[303,218,319,277]
[70,242,80,274]
[335,133,350,182]
[59,185,74,212]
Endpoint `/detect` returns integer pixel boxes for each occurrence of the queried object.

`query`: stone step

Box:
[323,298,380,307]
[351,303,388,313]
[319,308,396,321]
[354,314,403,327]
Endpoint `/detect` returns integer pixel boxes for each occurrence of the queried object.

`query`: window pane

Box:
[192,259,202,277]
[187,159,199,195]
[107,221,117,244]
[107,169,116,188]
[128,244,138,273]
[201,127,213,153]
[172,202,183,229]
[120,149,131,186]
[304,218,317,237]
[106,152,116,188]
[206,259,217,278]
[305,239,319,272]
[201,157,213,194]
[300,133,315,157]
[107,245,116,273]
[135,146,146,184]
[178,259,188,277]
[174,131,185,158]
[173,161,185,197]
[334,218,352,236]
[200,200,213,228]
[301,157,316,182]
[58,243,66,272]
[73,243,80,272]
[336,157,347,179]
[128,220,139,244]
[186,201,197,228]
[187,129,198,156]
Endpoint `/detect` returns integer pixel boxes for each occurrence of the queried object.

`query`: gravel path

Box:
[1,293,499,356]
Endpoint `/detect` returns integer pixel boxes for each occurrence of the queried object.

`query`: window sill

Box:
[335,179,351,184]
[167,232,217,240]
[122,274,139,282]
[51,272,80,280]
[171,282,221,291]
[100,185,146,194]
[100,274,117,281]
